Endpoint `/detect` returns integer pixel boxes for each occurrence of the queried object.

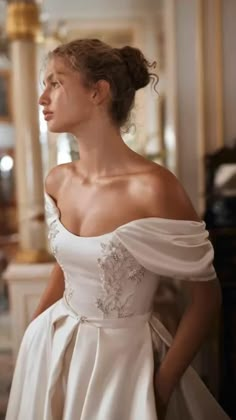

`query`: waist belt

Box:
[62,294,151,329]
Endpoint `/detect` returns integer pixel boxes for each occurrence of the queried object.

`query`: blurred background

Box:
[0,0,236,418]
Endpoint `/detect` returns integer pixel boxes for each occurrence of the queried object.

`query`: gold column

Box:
[6,1,51,263]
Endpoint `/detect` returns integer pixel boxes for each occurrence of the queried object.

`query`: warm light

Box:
[164,126,175,151]
[0,155,14,172]
[39,110,48,134]
[57,134,72,164]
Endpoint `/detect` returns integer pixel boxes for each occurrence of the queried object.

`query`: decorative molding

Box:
[215,0,224,149]
[196,0,206,214]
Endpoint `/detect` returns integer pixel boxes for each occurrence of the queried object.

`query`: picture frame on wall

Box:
[0,69,12,123]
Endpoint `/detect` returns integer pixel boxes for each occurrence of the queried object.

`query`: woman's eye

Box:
[51,81,60,88]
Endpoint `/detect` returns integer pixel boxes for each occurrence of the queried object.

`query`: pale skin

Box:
[35,56,222,416]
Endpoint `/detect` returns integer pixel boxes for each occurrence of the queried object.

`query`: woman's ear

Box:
[91,80,110,105]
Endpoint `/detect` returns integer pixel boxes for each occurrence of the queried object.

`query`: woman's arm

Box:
[32,263,65,320]
[146,167,222,404]
[155,279,222,403]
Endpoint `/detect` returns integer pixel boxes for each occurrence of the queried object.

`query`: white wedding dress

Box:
[6,193,230,420]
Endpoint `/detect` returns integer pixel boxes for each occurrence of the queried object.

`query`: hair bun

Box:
[119,46,150,91]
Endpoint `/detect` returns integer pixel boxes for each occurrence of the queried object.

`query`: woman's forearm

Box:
[155,279,222,403]
[32,263,65,320]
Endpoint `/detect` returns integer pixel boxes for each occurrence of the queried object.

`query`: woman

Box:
[6,39,230,420]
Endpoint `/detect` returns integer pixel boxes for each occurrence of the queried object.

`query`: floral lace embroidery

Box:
[96,239,145,317]
[48,220,60,256]
[45,200,56,221]
[64,273,74,302]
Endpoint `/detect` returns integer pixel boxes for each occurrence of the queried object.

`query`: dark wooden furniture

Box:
[204,144,236,419]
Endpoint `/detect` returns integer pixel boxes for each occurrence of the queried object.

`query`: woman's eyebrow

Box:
[43,72,66,86]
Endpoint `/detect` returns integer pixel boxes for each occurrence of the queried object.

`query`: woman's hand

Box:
[155,394,167,420]
[154,371,170,420]
[155,368,172,403]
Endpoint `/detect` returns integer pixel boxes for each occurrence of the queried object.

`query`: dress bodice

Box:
[45,192,217,319]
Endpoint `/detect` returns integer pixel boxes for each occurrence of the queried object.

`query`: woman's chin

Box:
[47,121,66,133]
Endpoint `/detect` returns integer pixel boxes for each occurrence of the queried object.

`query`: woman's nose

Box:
[39,90,50,106]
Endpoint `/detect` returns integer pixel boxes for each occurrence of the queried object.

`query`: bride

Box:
[6,38,230,420]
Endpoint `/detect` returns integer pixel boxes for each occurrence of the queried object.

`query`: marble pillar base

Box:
[3,262,54,359]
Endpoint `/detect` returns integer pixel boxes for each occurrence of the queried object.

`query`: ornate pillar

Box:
[6,0,50,263]
[4,1,54,358]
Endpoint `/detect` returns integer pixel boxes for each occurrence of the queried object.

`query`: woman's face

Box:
[39,57,95,133]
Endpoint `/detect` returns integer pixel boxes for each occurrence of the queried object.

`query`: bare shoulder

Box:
[45,162,74,200]
[141,163,200,222]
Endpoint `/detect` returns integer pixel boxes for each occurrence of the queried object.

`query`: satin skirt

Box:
[6,297,230,420]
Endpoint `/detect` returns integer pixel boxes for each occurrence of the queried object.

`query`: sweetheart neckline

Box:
[45,192,204,239]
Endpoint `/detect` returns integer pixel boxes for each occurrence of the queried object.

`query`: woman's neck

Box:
[70,117,135,182]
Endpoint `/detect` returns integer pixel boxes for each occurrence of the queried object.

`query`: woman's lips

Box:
[44,112,53,121]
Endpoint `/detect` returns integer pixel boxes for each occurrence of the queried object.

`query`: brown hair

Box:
[49,38,158,127]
